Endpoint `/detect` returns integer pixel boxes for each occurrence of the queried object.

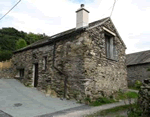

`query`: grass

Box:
[85,91,139,117]
[128,86,140,90]
[90,97,116,106]
[86,104,132,117]
[115,91,138,100]
[88,91,138,107]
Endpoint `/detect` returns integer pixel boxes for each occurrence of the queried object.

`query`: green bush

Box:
[134,80,142,89]
[0,50,12,61]
[127,103,142,117]
[16,38,27,49]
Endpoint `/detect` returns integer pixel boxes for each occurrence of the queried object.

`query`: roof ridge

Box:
[50,17,110,39]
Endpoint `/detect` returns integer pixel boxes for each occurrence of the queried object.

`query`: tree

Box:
[0,50,12,61]
[16,38,27,49]
[0,27,47,61]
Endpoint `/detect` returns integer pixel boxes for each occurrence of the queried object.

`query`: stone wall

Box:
[138,78,150,116]
[0,60,13,78]
[0,68,13,78]
[127,63,150,86]
[83,20,127,99]
[12,19,127,101]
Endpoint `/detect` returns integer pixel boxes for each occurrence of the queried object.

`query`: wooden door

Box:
[34,63,38,87]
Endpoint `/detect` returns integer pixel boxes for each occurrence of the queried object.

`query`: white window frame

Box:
[42,56,47,70]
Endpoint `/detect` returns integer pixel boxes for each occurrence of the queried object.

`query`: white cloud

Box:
[0,0,149,54]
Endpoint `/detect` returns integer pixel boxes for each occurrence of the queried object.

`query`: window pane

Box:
[105,35,111,58]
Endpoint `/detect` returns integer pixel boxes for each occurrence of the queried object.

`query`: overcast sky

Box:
[0,0,149,54]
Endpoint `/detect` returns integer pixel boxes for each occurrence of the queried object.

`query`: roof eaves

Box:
[13,27,86,54]
[109,18,127,49]
[127,61,150,66]
[87,17,110,30]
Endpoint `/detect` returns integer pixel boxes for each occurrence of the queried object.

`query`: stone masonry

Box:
[0,68,13,79]
[12,18,127,101]
[138,78,150,116]
[127,63,150,86]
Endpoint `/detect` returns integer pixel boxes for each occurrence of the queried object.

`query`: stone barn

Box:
[12,5,127,100]
[126,50,150,86]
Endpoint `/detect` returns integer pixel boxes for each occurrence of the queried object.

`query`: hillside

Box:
[0,27,47,61]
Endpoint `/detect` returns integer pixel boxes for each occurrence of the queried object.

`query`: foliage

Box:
[16,38,27,49]
[127,103,142,117]
[86,91,139,116]
[128,86,139,90]
[0,27,48,61]
[116,91,138,100]
[25,32,45,45]
[87,91,138,107]
[84,96,91,105]
[86,104,131,117]
[0,50,12,61]
[134,80,142,89]
[125,91,138,98]
[128,80,142,90]
[90,97,116,106]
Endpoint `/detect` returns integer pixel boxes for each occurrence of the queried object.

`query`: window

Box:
[15,67,25,78]
[19,69,24,78]
[43,56,47,70]
[105,33,118,60]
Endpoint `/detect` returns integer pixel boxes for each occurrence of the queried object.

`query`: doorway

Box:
[33,63,38,87]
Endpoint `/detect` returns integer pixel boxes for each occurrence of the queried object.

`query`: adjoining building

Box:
[12,4,127,100]
[126,50,150,86]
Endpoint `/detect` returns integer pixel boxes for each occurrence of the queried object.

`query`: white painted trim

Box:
[103,27,116,36]
[32,64,35,87]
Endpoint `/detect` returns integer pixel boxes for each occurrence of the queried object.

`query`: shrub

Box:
[127,103,142,117]
[84,96,91,105]
[134,80,142,89]
[16,38,27,49]
[0,50,12,61]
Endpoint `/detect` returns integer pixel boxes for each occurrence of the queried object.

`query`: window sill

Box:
[14,77,24,80]
[106,57,118,62]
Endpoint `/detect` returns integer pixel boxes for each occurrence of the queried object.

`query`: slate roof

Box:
[14,17,126,53]
[126,50,150,66]
[14,17,109,53]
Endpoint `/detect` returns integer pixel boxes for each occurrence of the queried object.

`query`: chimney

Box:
[76,4,89,29]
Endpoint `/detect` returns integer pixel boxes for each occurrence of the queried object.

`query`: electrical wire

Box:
[110,0,116,17]
[100,6,113,18]
[0,0,21,21]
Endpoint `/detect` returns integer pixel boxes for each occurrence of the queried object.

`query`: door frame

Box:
[32,63,38,87]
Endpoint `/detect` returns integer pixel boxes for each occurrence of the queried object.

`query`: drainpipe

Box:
[52,28,86,99]
[53,42,68,99]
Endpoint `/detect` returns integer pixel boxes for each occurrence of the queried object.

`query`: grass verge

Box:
[128,86,140,90]
[90,97,116,106]
[88,91,138,107]
[115,91,138,100]
[86,104,132,117]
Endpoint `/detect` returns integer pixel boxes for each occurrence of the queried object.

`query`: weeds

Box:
[90,97,116,106]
